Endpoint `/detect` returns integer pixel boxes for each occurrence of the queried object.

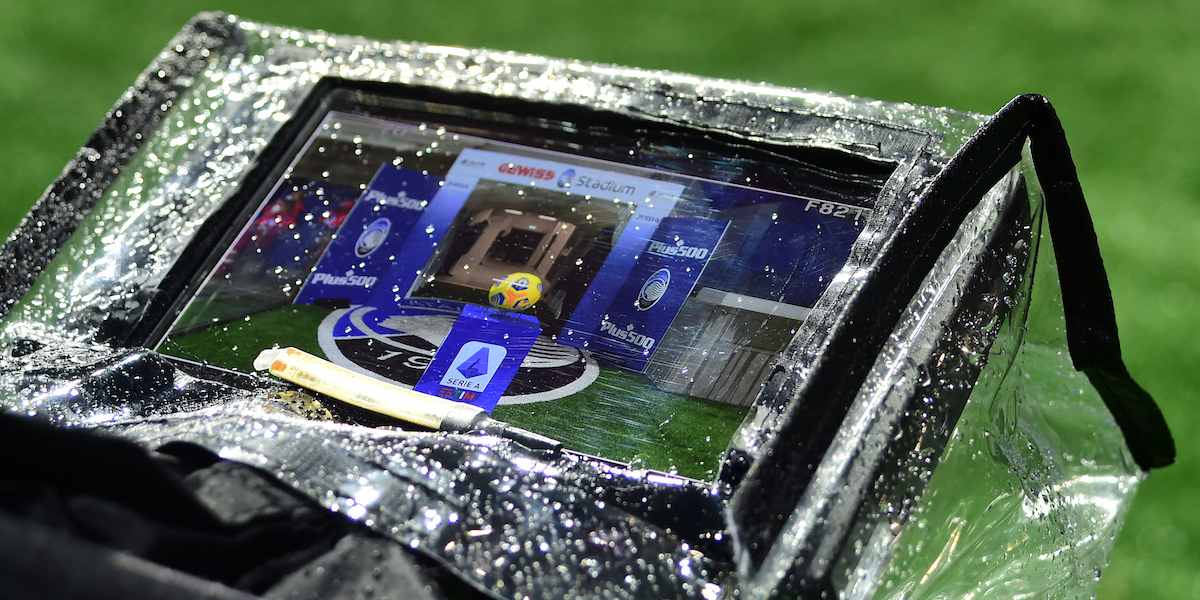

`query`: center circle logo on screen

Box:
[557,168,576,188]
[355,218,390,257]
[637,268,671,311]
[317,301,599,405]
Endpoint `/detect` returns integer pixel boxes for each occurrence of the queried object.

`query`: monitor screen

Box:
[156,89,893,479]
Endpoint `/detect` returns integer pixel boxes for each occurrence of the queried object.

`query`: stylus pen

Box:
[253,347,561,452]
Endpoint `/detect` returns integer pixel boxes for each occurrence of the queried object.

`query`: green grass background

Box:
[1,1,1196,597]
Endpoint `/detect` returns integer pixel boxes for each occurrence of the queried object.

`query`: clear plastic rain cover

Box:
[0,13,1167,600]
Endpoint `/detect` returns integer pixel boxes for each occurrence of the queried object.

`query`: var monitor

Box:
[155,88,892,479]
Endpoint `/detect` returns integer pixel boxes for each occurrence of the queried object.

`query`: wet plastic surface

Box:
[0,14,1150,599]
[2,337,731,598]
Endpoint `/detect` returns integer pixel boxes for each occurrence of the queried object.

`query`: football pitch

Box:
[161,303,748,481]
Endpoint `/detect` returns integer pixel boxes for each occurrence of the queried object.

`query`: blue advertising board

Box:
[582,217,729,370]
[295,165,443,306]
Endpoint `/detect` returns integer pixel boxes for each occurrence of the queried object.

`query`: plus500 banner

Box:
[582,217,729,371]
[295,166,442,306]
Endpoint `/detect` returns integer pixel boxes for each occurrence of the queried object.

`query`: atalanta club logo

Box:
[355,218,390,257]
[636,268,671,311]
[316,299,598,404]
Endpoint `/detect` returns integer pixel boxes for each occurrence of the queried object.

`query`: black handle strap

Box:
[872,93,1174,470]
[1004,94,1174,470]
[726,94,1174,585]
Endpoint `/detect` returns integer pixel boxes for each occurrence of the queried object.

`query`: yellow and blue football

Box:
[488,272,543,311]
